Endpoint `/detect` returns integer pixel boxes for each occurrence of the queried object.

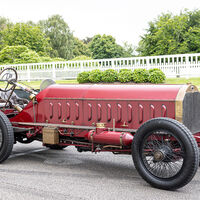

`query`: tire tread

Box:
[0,111,14,163]
[132,117,199,190]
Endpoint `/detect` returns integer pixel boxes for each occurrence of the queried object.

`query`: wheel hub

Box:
[153,145,172,162]
[154,150,164,161]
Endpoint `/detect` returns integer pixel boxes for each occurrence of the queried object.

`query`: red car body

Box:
[0,77,199,190]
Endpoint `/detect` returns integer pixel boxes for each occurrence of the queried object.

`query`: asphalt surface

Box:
[0,141,200,200]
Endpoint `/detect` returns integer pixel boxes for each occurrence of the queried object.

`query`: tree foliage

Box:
[71,55,92,61]
[72,37,91,58]
[0,15,137,64]
[137,10,200,56]
[0,23,51,55]
[0,45,39,64]
[0,45,64,64]
[39,15,74,59]
[89,34,124,59]
[122,42,135,57]
[0,17,11,49]
[0,17,12,31]
[82,37,93,45]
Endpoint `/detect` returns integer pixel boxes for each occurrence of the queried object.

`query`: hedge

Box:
[77,71,91,83]
[101,69,118,82]
[148,68,166,83]
[77,68,166,84]
[132,68,149,83]
[118,70,133,83]
[89,69,103,83]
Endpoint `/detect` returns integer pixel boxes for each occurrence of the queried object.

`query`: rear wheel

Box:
[132,117,199,190]
[0,111,14,163]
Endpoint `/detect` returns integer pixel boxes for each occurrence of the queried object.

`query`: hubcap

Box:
[153,145,172,162]
[154,150,164,161]
[142,131,184,178]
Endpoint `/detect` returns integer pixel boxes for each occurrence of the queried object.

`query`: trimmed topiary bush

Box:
[77,68,166,84]
[132,68,149,83]
[118,70,133,83]
[149,70,166,83]
[89,69,102,83]
[101,69,118,82]
[148,68,162,74]
[119,69,132,73]
[77,71,91,83]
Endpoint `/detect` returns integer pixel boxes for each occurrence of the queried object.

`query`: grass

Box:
[165,77,200,85]
[17,79,79,89]
[18,78,200,89]
[1,78,200,89]
[165,77,200,89]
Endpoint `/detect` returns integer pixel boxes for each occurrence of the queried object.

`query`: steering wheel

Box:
[0,68,18,92]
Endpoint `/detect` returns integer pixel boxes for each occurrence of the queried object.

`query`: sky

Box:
[1,0,200,47]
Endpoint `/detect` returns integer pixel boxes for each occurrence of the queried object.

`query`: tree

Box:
[0,45,40,64]
[185,27,200,53]
[89,34,124,59]
[0,17,12,31]
[39,15,74,60]
[71,55,92,61]
[136,10,200,56]
[26,20,37,27]
[0,23,51,55]
[72,37,91,58]
[82,37,93,45]
[0,17,12,48]
[122,42,135,57]
[0,45,65,64]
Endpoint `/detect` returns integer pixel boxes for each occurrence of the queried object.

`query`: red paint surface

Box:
[10,84,180,136]
[86,130,133,146]
[37,84,181,100]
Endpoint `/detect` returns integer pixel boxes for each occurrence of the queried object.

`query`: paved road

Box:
[0,141,200,200]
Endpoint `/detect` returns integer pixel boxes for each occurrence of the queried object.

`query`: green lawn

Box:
[18,79,78,89]
[165,77,200,86]
[14,77,200,89]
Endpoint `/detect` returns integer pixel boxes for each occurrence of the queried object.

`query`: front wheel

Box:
[132,117,199,190]
[0,111,14,163]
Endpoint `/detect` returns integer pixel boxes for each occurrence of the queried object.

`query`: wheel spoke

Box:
[142,131,184,179]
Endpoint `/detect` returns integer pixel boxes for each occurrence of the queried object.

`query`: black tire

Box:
[132,117,199,190]
[199,148,200,166]
[46,144,67,150]
[0,111,14,163]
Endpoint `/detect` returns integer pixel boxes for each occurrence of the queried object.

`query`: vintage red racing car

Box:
[0,67,199,190]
